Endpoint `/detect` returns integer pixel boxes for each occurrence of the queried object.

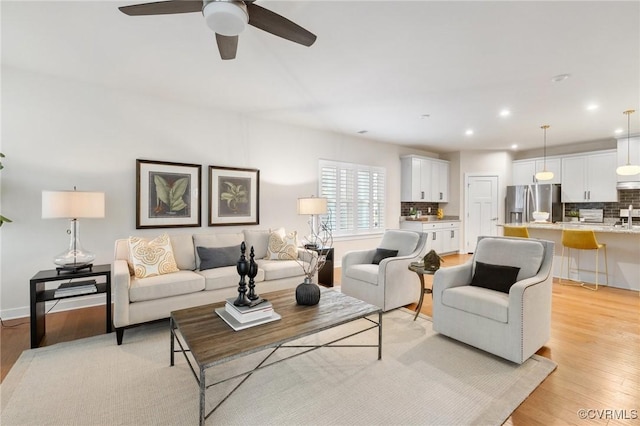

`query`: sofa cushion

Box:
[243,229,270,259]
[197,266,265,291]
[379,230,420,256]
[257,259,305,281]
[194,233,244,269]
[197,245,241,271]
[442,286,509,323]
[128,234,179,279]
[470,261,521,294]
[344,264,379,284]
[266,228,299,260]
[372,248,398,265]
[129,270,205,302]
[473,238,544,281]
[169,234,197,271]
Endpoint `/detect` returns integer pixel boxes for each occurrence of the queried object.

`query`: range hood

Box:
[617,180,640,190]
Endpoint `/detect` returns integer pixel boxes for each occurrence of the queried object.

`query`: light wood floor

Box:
[1,253,638,425]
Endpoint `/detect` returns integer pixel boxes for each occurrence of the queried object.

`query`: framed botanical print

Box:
[208,166,259,226]
[136,159,201,229]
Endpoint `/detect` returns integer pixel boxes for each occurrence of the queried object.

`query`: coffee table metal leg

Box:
[170,318,175,366]
[200,366,206,426]
[378,311,383,360]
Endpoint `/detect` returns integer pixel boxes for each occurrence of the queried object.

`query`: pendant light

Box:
[535,125,554,181]
[616,109,640,176]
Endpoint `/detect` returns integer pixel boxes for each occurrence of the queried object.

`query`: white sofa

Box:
[112,229,315,344]
[341,230,429,311]
[432,236,554,364]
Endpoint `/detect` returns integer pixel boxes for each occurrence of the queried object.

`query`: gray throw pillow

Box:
[470,261,521,294]
[197,245,241,271]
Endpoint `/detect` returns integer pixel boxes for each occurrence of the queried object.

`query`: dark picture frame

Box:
[208,166,259,226]
[136,159,201,229]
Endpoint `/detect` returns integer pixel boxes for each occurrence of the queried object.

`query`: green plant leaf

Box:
[153,175,171,205]
[169,177,189,211]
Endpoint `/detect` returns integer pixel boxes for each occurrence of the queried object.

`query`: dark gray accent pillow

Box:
[372,248,399,265]
[470,261,521,294]
[197,245,241,271]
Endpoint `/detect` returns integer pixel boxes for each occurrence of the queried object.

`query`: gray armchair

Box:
[341,230,428,311]
[432,236,554,364]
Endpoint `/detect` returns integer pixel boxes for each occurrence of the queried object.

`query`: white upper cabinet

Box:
[512,158,561,185]
[617,136,640,183]
[561,150,618,202]
[401,156,449,202]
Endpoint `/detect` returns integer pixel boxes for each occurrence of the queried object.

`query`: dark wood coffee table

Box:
[170,288,382,425]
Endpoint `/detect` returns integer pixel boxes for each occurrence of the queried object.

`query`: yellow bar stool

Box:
[560,229,609,291]
[503,226,529,238]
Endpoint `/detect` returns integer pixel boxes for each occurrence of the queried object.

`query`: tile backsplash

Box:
[564,189,639,219]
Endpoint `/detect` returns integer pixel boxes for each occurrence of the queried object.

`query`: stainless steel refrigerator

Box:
[505,184,562,224]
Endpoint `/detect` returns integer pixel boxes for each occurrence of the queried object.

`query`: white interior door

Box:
[465,174,499,253]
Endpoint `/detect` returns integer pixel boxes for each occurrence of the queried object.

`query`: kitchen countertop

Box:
[501,222,640,234]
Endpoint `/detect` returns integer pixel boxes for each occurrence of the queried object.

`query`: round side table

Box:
[408,262,437,321]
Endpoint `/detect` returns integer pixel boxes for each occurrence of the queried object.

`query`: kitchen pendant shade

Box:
[535,125,554,181]
[616,109,640,176]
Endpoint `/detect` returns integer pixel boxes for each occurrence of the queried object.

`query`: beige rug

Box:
[1,309,556,425]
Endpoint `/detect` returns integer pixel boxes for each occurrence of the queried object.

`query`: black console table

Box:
[29,264,112,348]
[308,247,334,287]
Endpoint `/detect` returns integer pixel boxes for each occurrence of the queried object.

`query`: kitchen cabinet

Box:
[512,158,561,185]
[617,136,640,184]
[400,221,460,255]
[401,156,449,202]
[561,150,617,202]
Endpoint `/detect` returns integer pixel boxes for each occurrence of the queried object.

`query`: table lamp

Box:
[297,196,328,249]
[42,188,105,273]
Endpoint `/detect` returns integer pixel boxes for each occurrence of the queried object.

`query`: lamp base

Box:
[56,263,93,275]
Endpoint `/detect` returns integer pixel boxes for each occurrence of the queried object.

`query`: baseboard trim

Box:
[0,294,107,320]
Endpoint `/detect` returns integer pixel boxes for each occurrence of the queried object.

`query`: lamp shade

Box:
[297,197,328,215]
[42,190,105,219]
[535,170,554,181]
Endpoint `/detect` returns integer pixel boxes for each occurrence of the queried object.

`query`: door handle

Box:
[439,192,443,200]
[491,217,498,221]
[421,191,424,199]
[433,232,437,240]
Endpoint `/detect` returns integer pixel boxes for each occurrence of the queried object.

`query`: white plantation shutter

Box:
[320,160,385,236]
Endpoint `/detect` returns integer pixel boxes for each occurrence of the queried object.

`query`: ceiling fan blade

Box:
[216,34,238,60]
[246,3,316,47]
[119,1,202,16]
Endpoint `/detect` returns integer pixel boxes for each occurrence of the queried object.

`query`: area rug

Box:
[1,309,556,425]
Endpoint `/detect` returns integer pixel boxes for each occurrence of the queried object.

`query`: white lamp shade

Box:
[297,197,328,215]
[42,190,105,219]
[535,170,554,181]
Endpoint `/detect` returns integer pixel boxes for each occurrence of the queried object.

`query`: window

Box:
[319,160,385,236]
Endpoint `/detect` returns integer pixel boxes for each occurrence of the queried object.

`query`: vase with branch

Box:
[294,212,333,305]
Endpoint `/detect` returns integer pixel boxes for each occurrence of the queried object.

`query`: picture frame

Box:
[136,159,201,229]
[208,166,260,226]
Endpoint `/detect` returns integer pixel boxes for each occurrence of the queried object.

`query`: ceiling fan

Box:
[119,0,317,60]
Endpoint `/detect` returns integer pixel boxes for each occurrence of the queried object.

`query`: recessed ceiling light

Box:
[499,109,511,117]
[511,144,518,150]
[420,114,430,119]
[614,128,624,134]
[465,129,474,136]
[357,130,368,134]
[586,103,599,111]
[551,73,571,83]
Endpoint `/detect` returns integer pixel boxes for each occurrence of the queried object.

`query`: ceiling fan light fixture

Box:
[203,1,248,37]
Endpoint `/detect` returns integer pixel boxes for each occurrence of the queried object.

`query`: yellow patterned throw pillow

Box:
[266,228,299,260]
[128,234,179,279]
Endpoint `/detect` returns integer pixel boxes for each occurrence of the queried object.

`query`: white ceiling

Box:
[2,0,639,153]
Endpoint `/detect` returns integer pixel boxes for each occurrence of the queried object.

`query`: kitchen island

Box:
[500,222,640,292]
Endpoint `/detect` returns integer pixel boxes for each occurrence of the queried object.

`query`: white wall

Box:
[0,66,425,318]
